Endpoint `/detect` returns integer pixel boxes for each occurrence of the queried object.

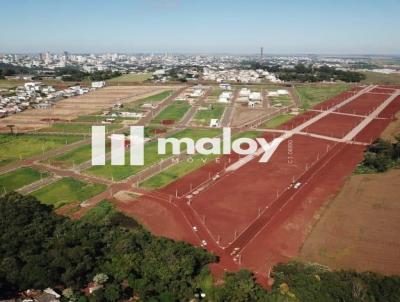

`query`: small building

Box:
[92,81,106,88]
[210,118,220,127]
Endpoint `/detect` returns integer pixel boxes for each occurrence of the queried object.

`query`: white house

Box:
[218,91,232,103]
[277,89,289,95]
[249,92,261,101]
[92,81,106,88]
[239,88,251,97]
[210,118,220,127]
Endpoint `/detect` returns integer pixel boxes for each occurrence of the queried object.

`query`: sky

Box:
[1,0,400,55]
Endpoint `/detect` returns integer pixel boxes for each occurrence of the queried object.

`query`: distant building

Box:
[92,81,106,88]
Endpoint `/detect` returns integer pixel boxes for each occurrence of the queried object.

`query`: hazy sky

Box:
[2,0,399,54]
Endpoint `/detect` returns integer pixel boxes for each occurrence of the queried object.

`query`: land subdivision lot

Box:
[295,83,349,109]
[335,92,389,115]
[0,86,180,131]
[37,123,122,134]
[151,100,191,125]
[32,177,106,209]
[191,104,225,126]
[106,73,153,83]
[0,134,82,167]
[303,113,363,138]
[262,114,294,128]
[300,169,400,275]
[0,167,48,193]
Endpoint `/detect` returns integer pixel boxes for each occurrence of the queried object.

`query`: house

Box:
[210,118,220,127]
[249,92,261,101]
[219,83,231,90]
[218,91,232,103]
[92,81,106,88]
[239,88,251,97]
[277,89,289,95]
[190,88,204,98]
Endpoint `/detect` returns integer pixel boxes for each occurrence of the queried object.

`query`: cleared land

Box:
[0,134,82,167]
[0,167,48,193]
[295,83,349,109]
[37,123,122,134]
[361,71,400,85]
[124,90,172,112]
[151,100,191,124]
[0,86,179,131]
[107,73,153,83]
[300,169,400,275]
[32,177,106,209]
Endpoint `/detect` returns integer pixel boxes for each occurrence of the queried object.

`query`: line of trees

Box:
[357,136,400,173]
[55,67,122,82]
[1,193,400,301]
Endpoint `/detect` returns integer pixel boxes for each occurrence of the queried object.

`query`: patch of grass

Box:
[361,71,400,85]
[270,94,293,107]
[107,73,153,83]
[85,128,220,181]
[0,79,25,89]
[38,123,122,134]
[81,199,117,224]
[124,90,172,112]
[151,101,191,123]
[32,177,106,209]
[0,134,82,167]
[192,104,225,126]
[262,114,294,128]
[295,83,349,109]
[0,167,48,193]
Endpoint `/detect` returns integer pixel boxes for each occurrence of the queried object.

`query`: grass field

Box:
[124,90,172,112]
[46,144,103,169]
[81,199,116,224]
[38,123,122,134]
[140,130,260,189]
[361,71,400,85]
[192,104,225,126]
[151,101,191,124]
[85,128,220,180]
[262,114,294,128]
[0,134,82,167]
[32,177,106,209]
[0,167,48,193]
[0,79,25,89]
[295,83,349,109]
[270,94,293,107]
[107,73,153,83]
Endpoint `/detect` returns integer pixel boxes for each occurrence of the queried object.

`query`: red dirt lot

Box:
[189,135,334,247]
[114,194,199,245]
[312,91,356,111]
[278,111,320,130]
[378,96,400,118]
[370,87,396,94]
[239,143,365,275]
[354,118,393,143]
[335,93,389,116]
[303,113,363,138]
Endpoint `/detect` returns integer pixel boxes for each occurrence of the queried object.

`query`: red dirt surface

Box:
[370,87,396,94]
[239,143,366,275]
[335,93,389,116]
[161,119,175,125]
[378,96,400,118]
[303,113,363,138]
[312,91,356,110]
[277,111,320,130]
[152,128,167,134]
[354,118,393,143]
[188,135,334,247]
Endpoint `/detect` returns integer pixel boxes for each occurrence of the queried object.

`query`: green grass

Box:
[0,167,48,193]
[0,134,82,167]
[81,199,117,224]
[139,130,260,189]
[107,73,153,83]
[32,177,106,209]
[151,101,191,124]
[361,71,400,85]
[47,144,95,169]
[262,114,294,128]
[192,104,225,126]
[38,123,122,134]
[124,90,172,112]
[270,94,293,107]
[0,79,25,89]
[85,128,221,181]
[295,83,349,109]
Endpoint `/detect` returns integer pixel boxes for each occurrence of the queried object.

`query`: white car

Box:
[201,240,207,247]
[192,226,198,232]
[294,182,302,189]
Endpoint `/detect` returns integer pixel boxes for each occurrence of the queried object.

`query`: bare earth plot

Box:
[300,169,400,275]
[0,85,181,131]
